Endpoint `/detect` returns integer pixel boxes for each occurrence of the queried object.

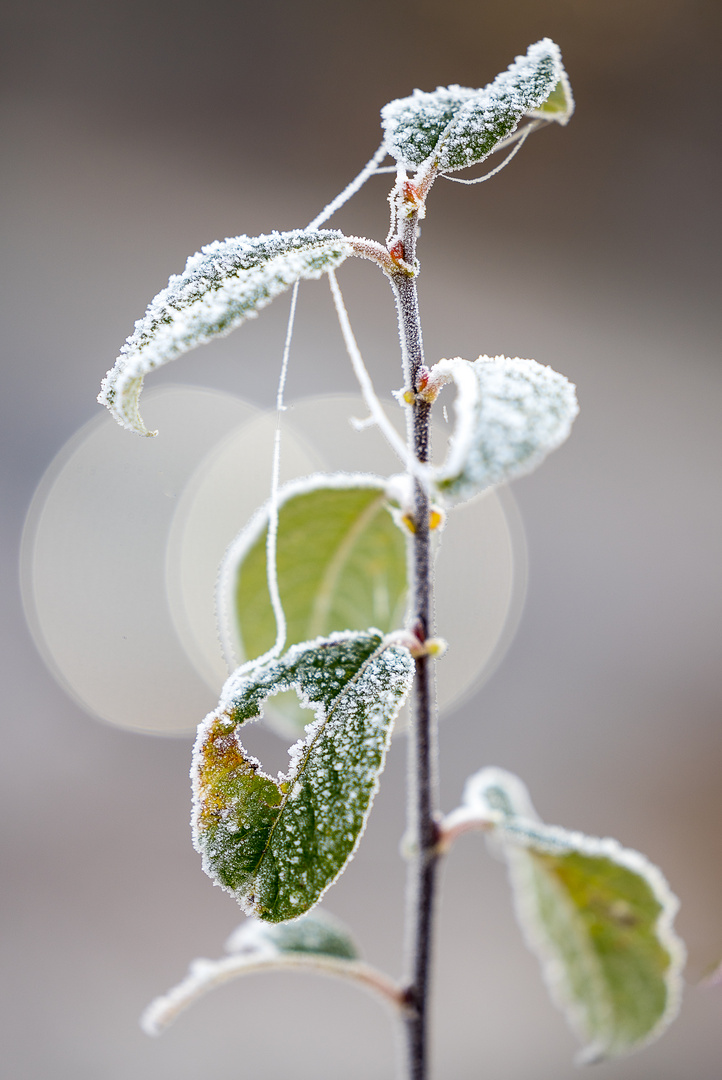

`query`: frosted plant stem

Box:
[390,203,440,1080]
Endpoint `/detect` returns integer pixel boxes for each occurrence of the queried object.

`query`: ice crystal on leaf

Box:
[432,355,578,507]
[381,39,568,173]
[452,768,685,1062]
[192,631,414,922]
[98,229,353,435]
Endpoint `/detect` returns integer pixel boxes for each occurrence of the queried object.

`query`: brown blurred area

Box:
[1,1,721,1077]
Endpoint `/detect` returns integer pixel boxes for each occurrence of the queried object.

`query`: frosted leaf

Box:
[98,229,353,435]
[218,473,408,733]
[459,767,685,1062]
[432,355,578,507]
[527,67,575,126]
[381,39,567,173]
[141,911,406,1036]
[192,630,414,922]
[225,909,359,960]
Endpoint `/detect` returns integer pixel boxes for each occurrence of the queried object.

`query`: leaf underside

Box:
[141,910,361,1035]
[381,38,566,173]
[465,768,685,1061]
[528,70,574,125]
[219,474,408,731]
[99,229,353,435]
[192,631,414,922]
[434,355,579,506]
[227,909,360,961]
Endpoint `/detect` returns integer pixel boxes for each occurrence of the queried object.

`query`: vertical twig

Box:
[390,187,440,1080]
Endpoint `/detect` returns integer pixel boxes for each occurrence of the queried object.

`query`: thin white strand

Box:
[440,123,535,185]
[257,280,300,666]
[275,279,298,412]
[327,270,428,487]
[306,143,390,229]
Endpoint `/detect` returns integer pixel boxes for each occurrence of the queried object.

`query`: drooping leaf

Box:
[225,908,360,961]
[381,39,567,173]
[99,229,353,435]
[218,473,408,731]
[431,355,578,507]
[140,910,404,1036]
[192,630,414,922]
[459,767,685,1061]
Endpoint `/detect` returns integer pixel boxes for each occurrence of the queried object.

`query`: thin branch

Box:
[387,184,441,1080]
[142,953,407,1036]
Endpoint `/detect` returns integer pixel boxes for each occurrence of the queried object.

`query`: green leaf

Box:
[461,768,685,1061]
[218,473,408,732]
[527,69,575,126]
[226,909,360,961]
[98,229,353,435]
[381,39,567,173]
[192,630,414,922]
[431,355,578,507]
[140,908,405,1036]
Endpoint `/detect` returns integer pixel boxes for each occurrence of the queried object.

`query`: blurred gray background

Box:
[2,1,721,1077]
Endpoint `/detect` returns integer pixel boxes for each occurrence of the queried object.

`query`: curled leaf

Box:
[527,68,575,126]
[192,631,414,922]
[99,229,353,435]
[459,767,685,1061]
[381,39,567,173]
[141,910,403,1035]
[432,355,578,506]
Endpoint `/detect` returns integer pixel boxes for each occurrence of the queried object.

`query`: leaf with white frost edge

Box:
[381,39,567,173]
[225,907,359,959]
[98,229,353,435]
[527,67,575,126]
[431,355,578,507]
[192,630,414,922]
[452,767,685,1062]
[218,473,408,733]
[141,911,404,1036]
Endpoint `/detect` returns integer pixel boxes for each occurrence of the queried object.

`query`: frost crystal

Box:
[381,39,566,173]
[433,355,579,506]
[98,229,353,435]
[192,630,414,922]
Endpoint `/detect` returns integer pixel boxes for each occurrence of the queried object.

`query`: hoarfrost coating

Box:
[381,39,566,173]
[191,631,414,921]
[432,355,579,506]
[98,229,353,435]
[455,768,686,1061]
